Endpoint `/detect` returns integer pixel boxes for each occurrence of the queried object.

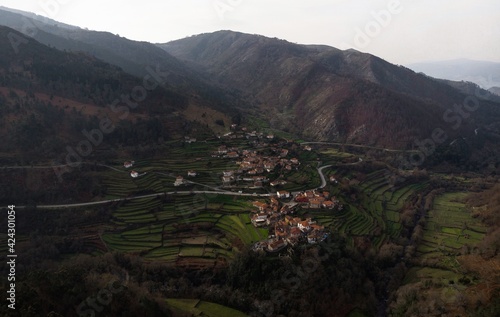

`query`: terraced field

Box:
[101,191,269,266]
[298,166,427,252]
[97,141,431,264]
[327,170,423,247]
[417,192,486,258]
[396,191,490,313]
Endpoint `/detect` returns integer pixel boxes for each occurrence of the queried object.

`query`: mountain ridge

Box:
[2,10,500,168]
[0,7,247,119]
[0,25,234,165]
[160,30,500,152]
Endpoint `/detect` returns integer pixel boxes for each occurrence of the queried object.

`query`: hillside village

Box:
[250,188,343,252]
[173,125,309,189]
[123,125,344,253]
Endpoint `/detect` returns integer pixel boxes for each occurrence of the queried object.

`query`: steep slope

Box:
[435,79,500,103]
[0,7,245,117]
[160,31,500,150]
[0,26,217,163]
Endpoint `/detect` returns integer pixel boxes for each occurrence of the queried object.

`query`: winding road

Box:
[11,163,333,210]
[302,141,419,153]
[317,165,332,189]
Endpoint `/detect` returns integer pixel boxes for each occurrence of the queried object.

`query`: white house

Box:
[277,191,290,199]
[124,161,135,168]
[130,170,139,178]
[174,176,185,186]
[251,213,268,227]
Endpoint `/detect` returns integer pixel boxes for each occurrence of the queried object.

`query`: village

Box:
[122,124,343,253]
[250,187,342,252]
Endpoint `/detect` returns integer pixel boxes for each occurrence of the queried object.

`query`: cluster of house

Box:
[215,146,300,187]
[173,171,197,186]
[124,161,141,178]
[250,196,329,253]
[222,124,277,140]
[294,190,343,211]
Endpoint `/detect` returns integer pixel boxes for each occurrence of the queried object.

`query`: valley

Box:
[2,127,497,316]
[0,8,498,316]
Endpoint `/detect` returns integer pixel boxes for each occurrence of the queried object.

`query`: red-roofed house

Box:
[253,201,268,211]
[298,220,311,232]
[267,239,287,252]
[309,198,322,209]
[322,200,335,209]
[290,227,302,238]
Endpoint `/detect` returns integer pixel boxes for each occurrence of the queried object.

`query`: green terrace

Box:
[90,142,435,266]
[417,192,486,258]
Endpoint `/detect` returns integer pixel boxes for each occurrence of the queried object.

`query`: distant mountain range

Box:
[1,7,500,169]
[488,86,500,96]
[408,59,500,90]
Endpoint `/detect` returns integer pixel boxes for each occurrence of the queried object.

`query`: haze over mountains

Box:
[1,6,500,165]
[408,59,500,91]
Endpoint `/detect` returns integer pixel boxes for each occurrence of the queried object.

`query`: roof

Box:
[268,239,286,251]
[299,220,310,228]
[253,201,268,209]
[290,227,302,235]
[309,198,322,205]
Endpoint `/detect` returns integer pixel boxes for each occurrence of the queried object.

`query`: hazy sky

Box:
[0,0,498,65]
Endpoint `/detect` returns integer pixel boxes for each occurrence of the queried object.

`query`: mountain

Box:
[0,5,81,30]
[0,26,230,165]
[2,7,500,165]
[489,87,500,96]
[435,79,500,103]
[160,31,500,151]
[408,59,500,89]
[0,7,245,118]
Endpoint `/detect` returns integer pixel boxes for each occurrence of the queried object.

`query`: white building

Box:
[174,176,185,186]
[130,171,139,178]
